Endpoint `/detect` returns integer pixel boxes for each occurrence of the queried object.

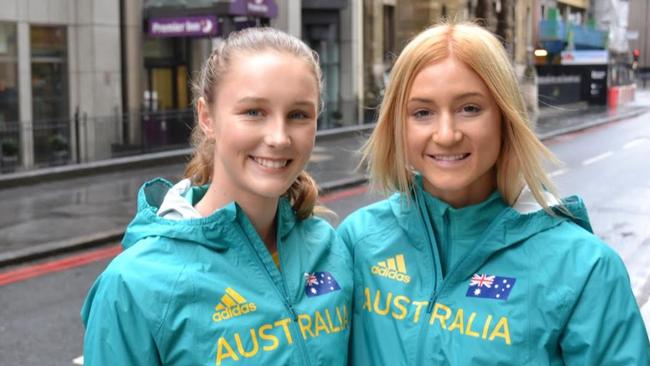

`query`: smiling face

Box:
[405,56,502,207]
[198,50,318,204]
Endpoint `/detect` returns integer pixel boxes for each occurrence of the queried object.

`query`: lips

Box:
[251,156,290,169]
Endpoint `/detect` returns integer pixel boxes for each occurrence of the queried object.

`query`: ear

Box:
[197,97,216,139]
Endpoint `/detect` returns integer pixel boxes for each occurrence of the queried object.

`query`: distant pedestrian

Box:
[338,21,649,365]
[81,27,352,366]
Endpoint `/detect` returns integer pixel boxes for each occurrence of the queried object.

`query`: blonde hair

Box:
[363,21,561,211]
[185,27,323,220]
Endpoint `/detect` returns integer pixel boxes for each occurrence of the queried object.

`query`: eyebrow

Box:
[408,92,486,104]
[236,97,316,108]
[236,97,269,105]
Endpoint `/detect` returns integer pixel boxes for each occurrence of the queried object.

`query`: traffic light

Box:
[633,48,640,62]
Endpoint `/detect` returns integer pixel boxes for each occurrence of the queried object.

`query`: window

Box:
[31,25,69,165]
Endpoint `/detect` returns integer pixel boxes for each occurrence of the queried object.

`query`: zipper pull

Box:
[286,302,299,320]
[426,294,436,314]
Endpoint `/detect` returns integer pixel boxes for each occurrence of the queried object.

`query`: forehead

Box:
[409,57,490,96]
[228,50,315,81]
[217,50,319,102]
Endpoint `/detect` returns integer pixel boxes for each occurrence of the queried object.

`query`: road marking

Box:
[320,185,368,204]
[0,245,122,286]
[309,153,332,162]
[549,168,569,177]
[581,151,613,166]
[623,138,647,150]
[642,299,650,341]
[72,355,83,365]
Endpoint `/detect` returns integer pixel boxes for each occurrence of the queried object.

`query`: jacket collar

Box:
[388,176,593,284]
[122,178,297,251]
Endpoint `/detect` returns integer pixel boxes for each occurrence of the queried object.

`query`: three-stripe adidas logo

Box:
[212,287,257,323]
[371,254,411,283]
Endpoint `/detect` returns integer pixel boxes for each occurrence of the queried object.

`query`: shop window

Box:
[31,25,69,166]
[303,15,341,129]
[0,22,19,171]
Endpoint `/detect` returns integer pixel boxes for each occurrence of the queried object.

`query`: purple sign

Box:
[229,0,278,18]
[149,16,218,38]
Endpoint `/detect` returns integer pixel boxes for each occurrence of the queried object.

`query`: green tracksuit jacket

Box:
[338,178,649,365]
[81,178,352,365]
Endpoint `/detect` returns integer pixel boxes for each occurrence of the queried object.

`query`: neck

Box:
[422,170,497,208]
[195,183,279,253]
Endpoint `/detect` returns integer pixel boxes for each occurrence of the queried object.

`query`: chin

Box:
[248,181,294,199]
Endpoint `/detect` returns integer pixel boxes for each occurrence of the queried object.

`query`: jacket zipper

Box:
[415,207,513,364]
[240,224,312,366]
[413,191,443,366]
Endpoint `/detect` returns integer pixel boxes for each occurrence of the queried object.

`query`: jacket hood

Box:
[388,176,594,282]
[122,178,297,251]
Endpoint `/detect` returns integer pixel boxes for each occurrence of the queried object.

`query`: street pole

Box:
[522,2,539,128]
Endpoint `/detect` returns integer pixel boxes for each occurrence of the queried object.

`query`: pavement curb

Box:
[537,106,650,140]
[0,229,125,268]
[0,176,371,269]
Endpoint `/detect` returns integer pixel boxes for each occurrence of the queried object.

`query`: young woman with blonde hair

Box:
[82,27,351,365]
[339,21,649,365]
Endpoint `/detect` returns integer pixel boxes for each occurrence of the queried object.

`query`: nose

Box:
[263,116,291,148]
[432,112,463,146]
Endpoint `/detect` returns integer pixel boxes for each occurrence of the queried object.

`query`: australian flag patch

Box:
[304,272,341,297]
[466,273,516,301]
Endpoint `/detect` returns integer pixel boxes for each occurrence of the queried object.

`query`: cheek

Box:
[477,122,502,164]
[405,124,429,160]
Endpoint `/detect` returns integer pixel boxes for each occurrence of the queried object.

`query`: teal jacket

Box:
[338,179,649,365]
[81,179,352,366]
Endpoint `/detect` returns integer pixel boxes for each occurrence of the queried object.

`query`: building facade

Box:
[0,0,122,171]
[4,0,599,174]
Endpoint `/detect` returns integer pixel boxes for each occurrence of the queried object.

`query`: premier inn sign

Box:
[149,16,218,38]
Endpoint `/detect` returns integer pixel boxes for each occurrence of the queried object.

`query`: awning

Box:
[229,0,278,18]
[144,0,279,20]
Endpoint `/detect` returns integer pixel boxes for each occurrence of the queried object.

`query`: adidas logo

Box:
[371,254,411,283]
[212,287,257,323]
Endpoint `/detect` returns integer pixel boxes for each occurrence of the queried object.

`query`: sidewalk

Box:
[1,95,649,267]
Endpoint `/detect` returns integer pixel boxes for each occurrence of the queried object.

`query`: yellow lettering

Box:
[274,318,293,344]
[216,337,239,365]
[297,314,315,339]
[259,324,279,351]
[392,295,410,320]
[412,301,428,323]
[336,306,346,330]
[489,317,511,345]
[313,310,330,336]
[341,304,350,329]
[325,308,341,333]
[373,290,392,315]
[429,303,452,328]
[482,315,493,339]
[234,329,259,358]
[447,308,464,334]
[363,287,372,312]
[465,312,480,337]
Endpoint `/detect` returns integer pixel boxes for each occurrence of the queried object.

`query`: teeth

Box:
[253,157,289,169]
[433,154,467,161]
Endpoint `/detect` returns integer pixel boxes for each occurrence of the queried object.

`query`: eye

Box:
[288,110,310,120]
[412,109,432,119]
[244,109,263,117]
[460,104,482,115]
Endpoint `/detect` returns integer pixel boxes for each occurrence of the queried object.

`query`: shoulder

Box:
[528,219,629,284]
[296,215,351,260]
[338,195,400,240]
[90,237,194,313]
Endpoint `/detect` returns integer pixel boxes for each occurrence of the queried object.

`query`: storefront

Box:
[140,0,278,146]
[0,22,19,172]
